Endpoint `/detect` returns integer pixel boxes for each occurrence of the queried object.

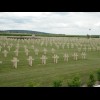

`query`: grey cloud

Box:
[0,12,100,35]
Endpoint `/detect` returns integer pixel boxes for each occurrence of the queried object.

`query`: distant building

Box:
[7,34,40,40]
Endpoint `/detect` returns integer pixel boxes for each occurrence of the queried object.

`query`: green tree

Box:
[67,76,81,87]
[87,73,96,87]
[96,69,100,83]
[87,34,90,39]
[53,80,62,87]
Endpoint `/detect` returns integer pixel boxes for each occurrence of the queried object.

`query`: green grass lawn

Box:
[0,37,100,87]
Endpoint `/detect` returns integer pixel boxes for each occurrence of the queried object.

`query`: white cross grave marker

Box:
[63,53,69,62]
[7,46,11,51]
[40,55,48,64]
[11,57,19,69]
[25,49,29,56]
[2,50,8,57]
[27,56,34,66]
[52,54,59,63]
[81,52,86,59]
[73,53,78,60]
[34,48,39,55]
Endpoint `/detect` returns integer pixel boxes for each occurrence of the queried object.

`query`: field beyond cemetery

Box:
[0,36,100,87]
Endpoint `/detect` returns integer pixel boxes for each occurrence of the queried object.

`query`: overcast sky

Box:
[0,12,100,35]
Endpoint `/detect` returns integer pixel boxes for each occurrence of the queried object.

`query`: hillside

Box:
[0,30,66,37]
[0,30,99,38]
[2,30,51,34]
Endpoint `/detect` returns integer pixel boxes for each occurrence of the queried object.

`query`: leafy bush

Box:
[67,76,81,87]
[96,69,100,81]
[53,80,62,87]
[87,73,96,87]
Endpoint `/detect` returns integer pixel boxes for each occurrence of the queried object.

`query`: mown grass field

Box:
[0,36,100,87]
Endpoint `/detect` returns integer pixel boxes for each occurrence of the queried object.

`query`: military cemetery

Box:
[0,12,100,87]
[0,35,100,87]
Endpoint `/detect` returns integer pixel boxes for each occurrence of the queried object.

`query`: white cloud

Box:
[0,12,100,35]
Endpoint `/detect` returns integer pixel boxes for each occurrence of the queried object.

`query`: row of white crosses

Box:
[10,55,46,68]
[37,40,99,51]
[1,37,99,68]
[1,43,87,59]
[73,52,86,60]
[77,46,100,52]
[0,45,12,52]
[2,48,19,57]
[0,44,12,51]
[0,37,99,44]
[10,54,62,69]
[1,39,99,48]
[11,41,100,44]
[1,38,100,51]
